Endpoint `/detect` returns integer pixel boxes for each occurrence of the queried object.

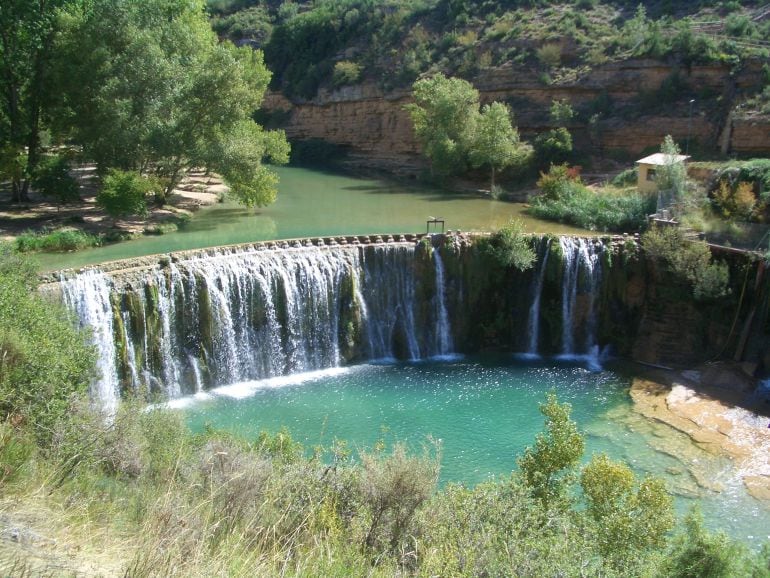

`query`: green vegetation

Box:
[213,1,770,105]
[32,155,79,206]
[484,219,537,271]
[96,170,155,220]
[1,0,288,212]
[529,164,654,232]
[0,246,95,442]
[641,226,730,301]
[4,350,768,575]
[14,229,102,253]
[406,74,531,184]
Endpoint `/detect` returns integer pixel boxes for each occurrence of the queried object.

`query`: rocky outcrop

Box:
[265,58,769,170]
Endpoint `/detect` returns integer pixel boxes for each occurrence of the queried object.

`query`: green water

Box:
[179,357,769,546]
[37,167,588,271]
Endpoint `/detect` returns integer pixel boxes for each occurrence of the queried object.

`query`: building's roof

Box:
[636,153,690,166]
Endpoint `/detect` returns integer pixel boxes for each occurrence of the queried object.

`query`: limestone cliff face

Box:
[264,58,769,170]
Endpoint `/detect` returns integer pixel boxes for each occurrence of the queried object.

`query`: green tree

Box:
[581,453,674,562]
[53,0,288,207]
[96,170,153,221]
[663,509,750,578]
[469,102,532,190]
[517,392,585,509]
[32,155,79,206]
[405,73,479,177]
[0,0,72,202]
[657,134,688,205]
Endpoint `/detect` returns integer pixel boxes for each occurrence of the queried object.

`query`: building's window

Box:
[646,168,656,181]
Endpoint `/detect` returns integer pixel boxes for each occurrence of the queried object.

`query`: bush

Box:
[0,248,95,443]
[331,60,362,87]
[14,228,101,253]
[536,43,562,68]
[641,226,729,301]
[32,155,79,204]
[713,180,756,221]
[97,169,153,220]
[611,168,638,187]
[530,176,654,232]
[485,219,536,271]
[534,127,573,166]
[663,509,748,578]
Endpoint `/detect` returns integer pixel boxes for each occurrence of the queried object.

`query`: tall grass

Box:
[14,228,101,253]
[529,182,654,232]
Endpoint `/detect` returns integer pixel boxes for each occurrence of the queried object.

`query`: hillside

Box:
[208,0,770,171]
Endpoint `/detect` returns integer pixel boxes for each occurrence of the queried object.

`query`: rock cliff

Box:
[264,59,770,171]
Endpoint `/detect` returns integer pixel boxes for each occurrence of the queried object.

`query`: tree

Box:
[53,0,288,207]
[0,0,72,202]
[32,155,79,206]
[581,453,674,562]
[96,170,153,221]
[517,392,585,509]
[657,134,688,204]
[405,73,479,177]
[469,102,532,190]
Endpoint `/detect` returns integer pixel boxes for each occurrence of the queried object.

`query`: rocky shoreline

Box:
[631,364,770,502]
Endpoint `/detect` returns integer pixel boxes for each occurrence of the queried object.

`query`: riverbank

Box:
[631,363,770,502]
[0,167,223,244]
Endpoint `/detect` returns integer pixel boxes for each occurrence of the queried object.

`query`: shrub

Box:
[332,60,361,88]
[0,248,95,443]
[32,155,79,205]
[663,509,748,578]
[14,228,101,253]
[97,170,153,220]
[581,453,674,562]
[485,219,536,271]
[534,127,573,166]
[611,168,638,187]
[530,169,654,232]
[536,43,562,68]
[641,226,730,301]
[713,180,756,221]
[518,392,584,509]
[360,441,440,551]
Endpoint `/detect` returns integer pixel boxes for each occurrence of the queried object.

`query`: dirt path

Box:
[0,168,223,243]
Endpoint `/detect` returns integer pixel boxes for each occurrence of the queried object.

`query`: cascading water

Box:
[57,242,457,401]
[432,248,454,357]
[59,270,120,415]
[558,238,603,357]
[526,238,550,356]
[54,236,618,404]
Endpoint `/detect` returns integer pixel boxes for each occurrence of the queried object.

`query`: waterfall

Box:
[56,242,457,401]
[526,238,550,355]
[560,237,579,354]
[59,270,120,415]
[559,238,603,356]
[54,236,616,404]
[361,245,421,361]
[432,249,453,357]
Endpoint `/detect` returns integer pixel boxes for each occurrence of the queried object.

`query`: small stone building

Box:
[635,152,690,194]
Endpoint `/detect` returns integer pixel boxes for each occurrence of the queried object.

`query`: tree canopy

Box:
[406,73,530,186]
[1,0,288,208]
